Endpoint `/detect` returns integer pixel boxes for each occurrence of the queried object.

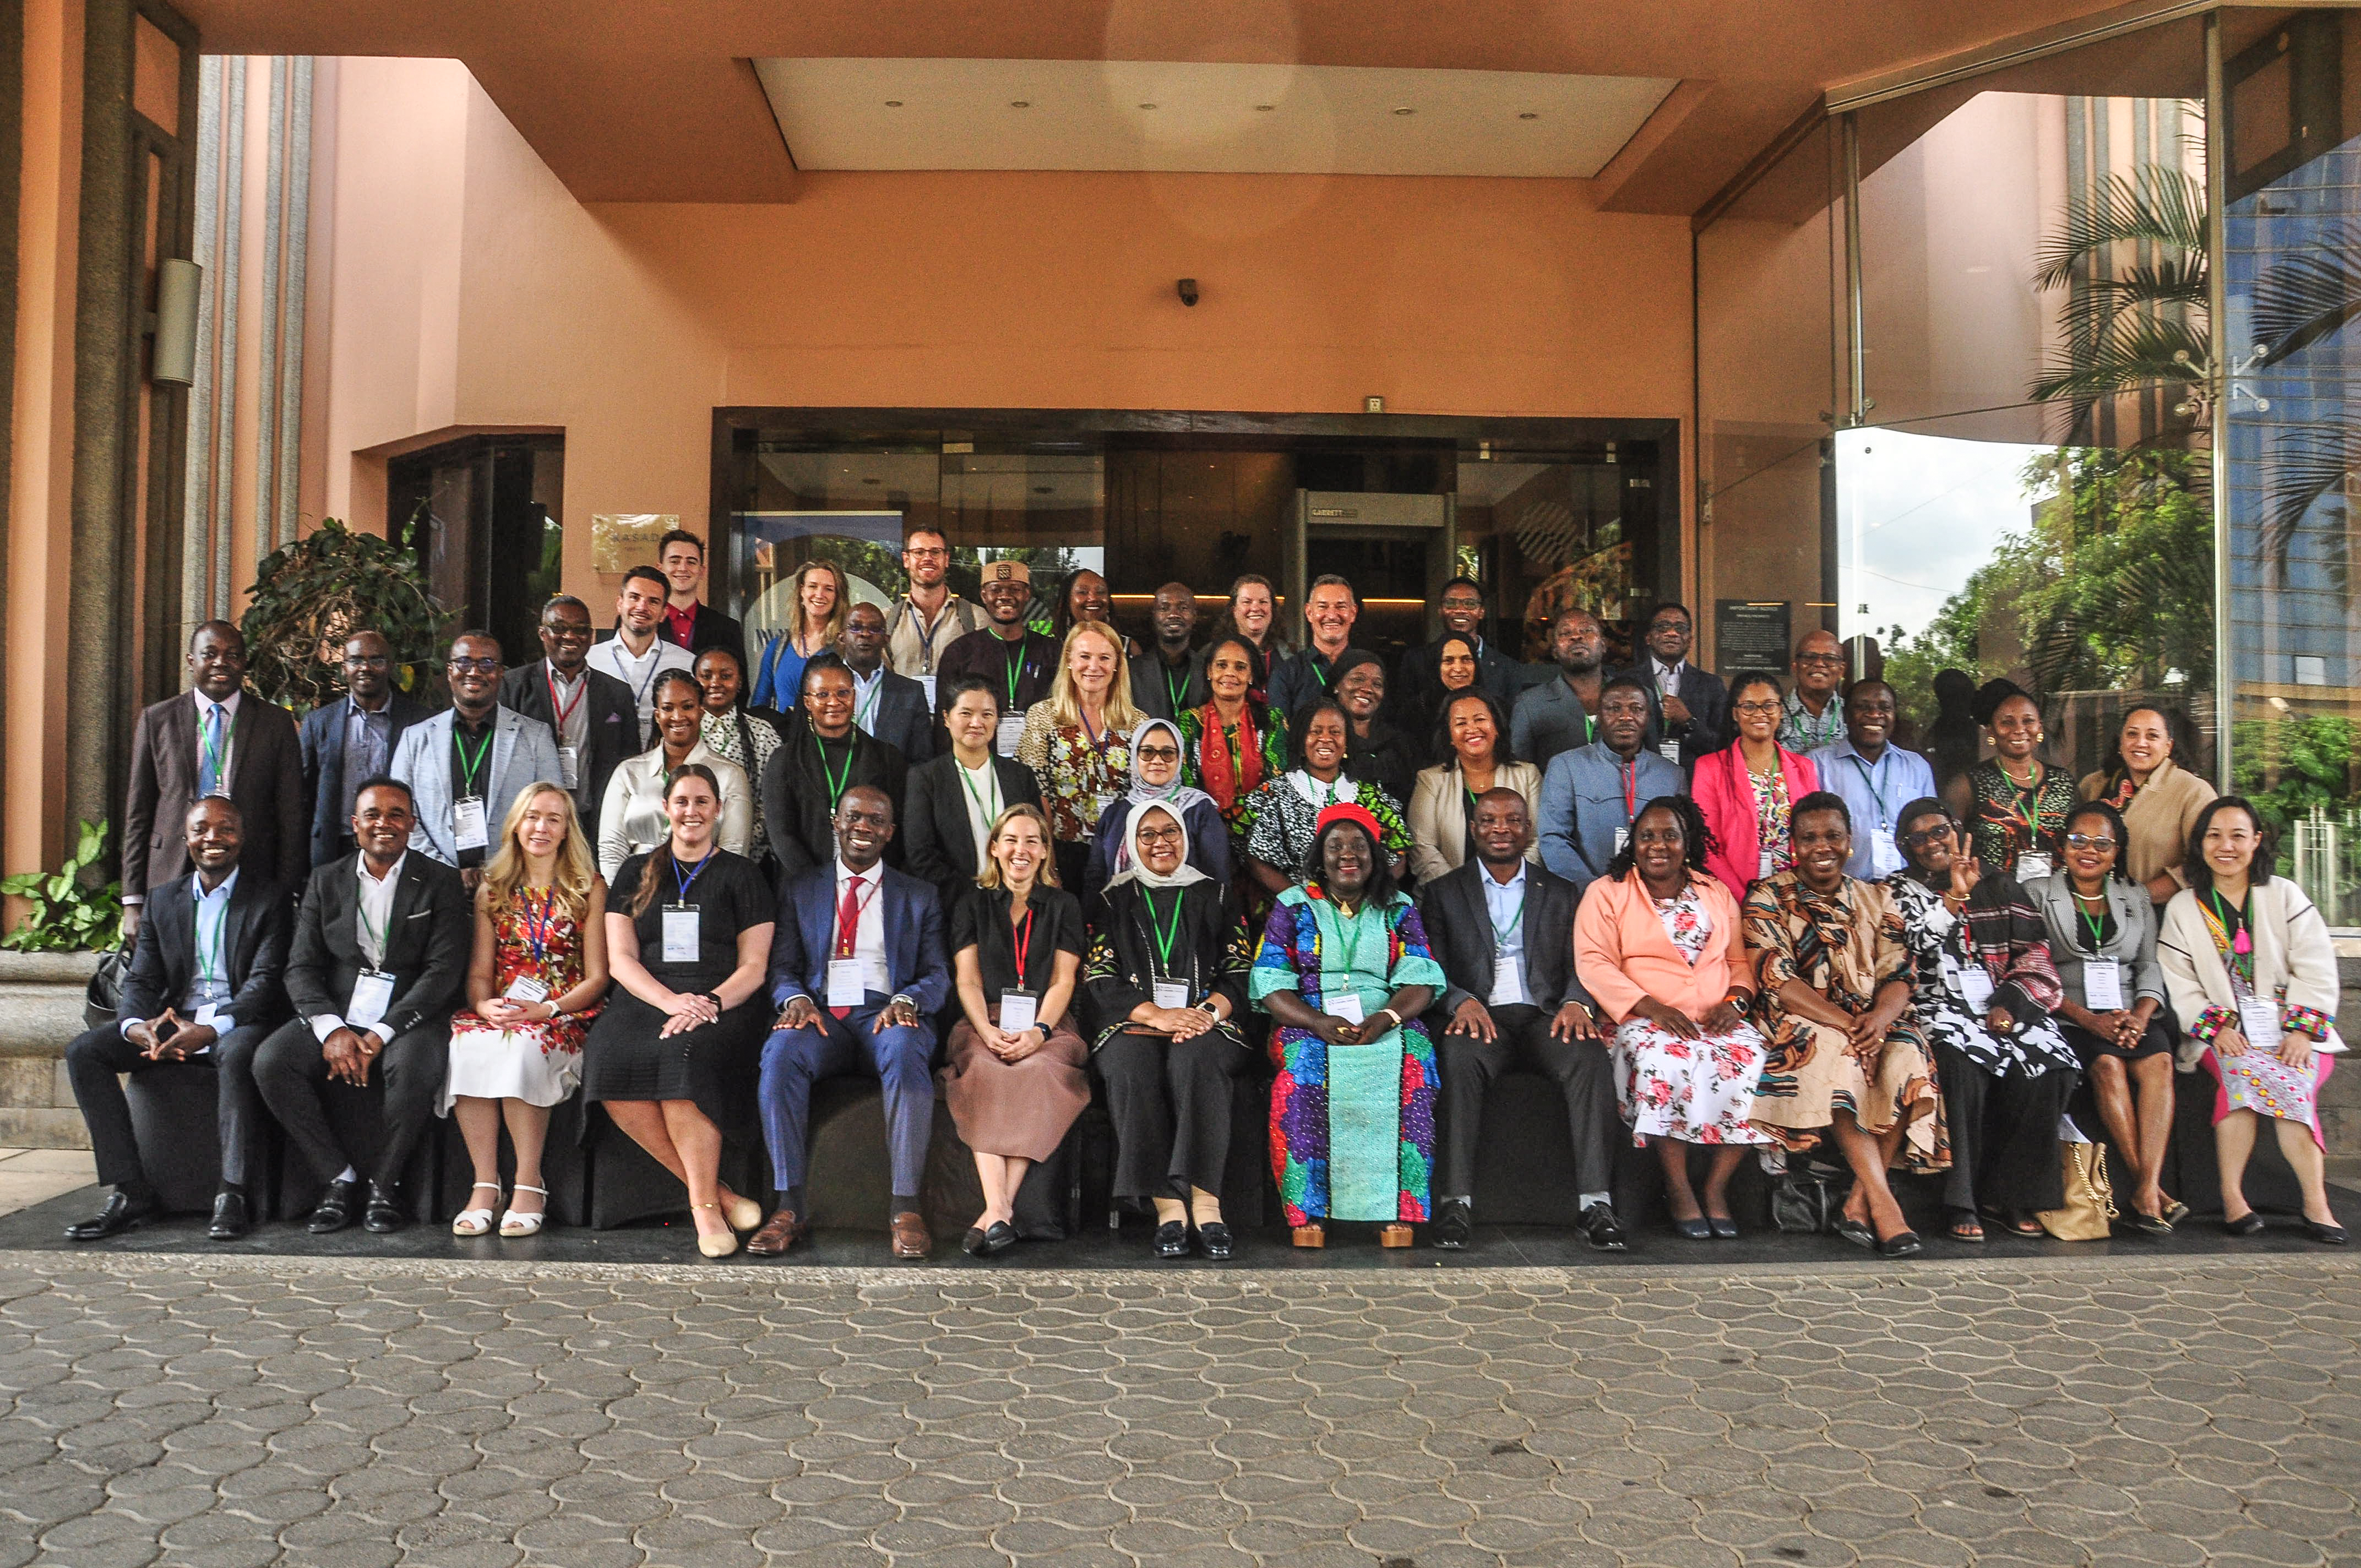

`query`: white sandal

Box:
[452,1182,502,1237]
[498,1184,550,1238]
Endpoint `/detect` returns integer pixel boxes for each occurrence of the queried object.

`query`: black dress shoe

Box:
[307,1178,362,1234]
[961,1227,988,1256]
[1672,1216,1712,1241]
[978,1220,1018,1255]
[1576,1201,1628,1252]
[1153,1220,1190,1259]
[2117,1210,2172,1238]
[1707,1215,1739,1240]
[2305,1219,2348,1245]
[2224,1211,2266,1237]
[208,1191,249,1242]
[1877,1228,1924,1258]
[1196,1222,1233,1260]
[1431,1199,1473,1250]
[362,1182,404,1234]
[64,1190,153,1242]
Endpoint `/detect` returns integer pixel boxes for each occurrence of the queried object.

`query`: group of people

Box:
[66,527,2346,1262]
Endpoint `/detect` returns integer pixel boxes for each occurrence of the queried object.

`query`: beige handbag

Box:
[2037,1140,2118,1240]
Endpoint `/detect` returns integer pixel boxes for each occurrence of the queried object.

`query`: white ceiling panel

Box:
[754,58,1679,179]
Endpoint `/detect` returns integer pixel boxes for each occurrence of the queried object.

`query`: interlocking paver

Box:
[0,1252,2356,1565]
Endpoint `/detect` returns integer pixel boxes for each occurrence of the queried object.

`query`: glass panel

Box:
[1696,120,1841,685]
[2222,7,2361,923]
[1457,452,1655,666]
[1848,19,2212,798]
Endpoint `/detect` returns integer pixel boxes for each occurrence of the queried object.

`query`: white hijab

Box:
[1108,802,1212,891]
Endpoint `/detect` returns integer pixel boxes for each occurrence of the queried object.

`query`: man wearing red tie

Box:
[750,785,950,1257]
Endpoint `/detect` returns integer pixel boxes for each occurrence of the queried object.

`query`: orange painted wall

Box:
[316,59,1695,604]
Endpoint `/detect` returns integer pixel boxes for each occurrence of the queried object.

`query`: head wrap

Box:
[1108,799,1212,891]
[1124,719,1216,815]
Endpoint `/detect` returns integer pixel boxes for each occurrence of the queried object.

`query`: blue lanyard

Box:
[671,852,712,905]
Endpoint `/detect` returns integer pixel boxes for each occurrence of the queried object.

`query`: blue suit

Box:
[759,861,951,1197]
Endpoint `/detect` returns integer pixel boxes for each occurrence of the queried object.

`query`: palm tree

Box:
[2028,163,2211,439]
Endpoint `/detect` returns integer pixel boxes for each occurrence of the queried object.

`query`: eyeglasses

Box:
[1732,700,1781,716]
[1136,825,1186,846]
[344,654,390,669]
[540,622,591,639]
[2064,834,2118,850]
[1794,654,1845,667]
[1135,745,1180,763]
[1903,824,1955,847]
[905,546,949,559]
[447,657,502,674]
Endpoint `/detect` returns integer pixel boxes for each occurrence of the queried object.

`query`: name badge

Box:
[1613,826,1629,855]
[2015,851,2053,883]
[1152,979,1190,1010]
[347,969,396,1031]
[1959,965,1996,1015]
[996,714,1027,758]
[2081,957,2123,1011]
[1326,992,1366,1026]
[454,796,490,851]
[192,1003,221,1030]
[1757,848,1775,880]
[826,957,867,1009]
[1489,955,1530,1009]
[998,991,1038,1036]
[2238,997,2283,1051]
[1868,827,1901,878]
[918,675,938,709]
[557,745,580,790]
[1660,741,1683,763]
[661,905,700,963]
[504,974,551,1004]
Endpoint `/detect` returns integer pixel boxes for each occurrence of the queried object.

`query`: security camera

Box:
[1177,277,1199,307]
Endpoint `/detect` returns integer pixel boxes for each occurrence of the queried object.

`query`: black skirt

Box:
[2059,1016,2175,1066]
[581,990,770,1129]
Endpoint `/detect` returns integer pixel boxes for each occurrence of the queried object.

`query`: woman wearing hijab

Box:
[1083,718,1232,908]
[1084,803,1255,1260]
[1250,802,1445,1249]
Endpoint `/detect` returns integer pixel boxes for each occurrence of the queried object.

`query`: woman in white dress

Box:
[597,669,753,878]
[443,785,610,1237]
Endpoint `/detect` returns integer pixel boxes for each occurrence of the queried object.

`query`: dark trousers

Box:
[251,1017,448,1188]
[1097,1025,1249,1199]
[1935,1043,2075,1214]
[1435,1003,1619,1202]
[64,1021,270,1191]
[758,1004,937,1196]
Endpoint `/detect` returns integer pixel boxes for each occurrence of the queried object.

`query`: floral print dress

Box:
[1016,703,1132,845]
[1608,884,1772,1147]
[1748,763,1794,879]
[442,890,603,1112]
[1966,760,2075,876]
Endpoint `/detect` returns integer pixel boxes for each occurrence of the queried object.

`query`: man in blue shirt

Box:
[1808,679,1934,880]
[1536,676,1684,891]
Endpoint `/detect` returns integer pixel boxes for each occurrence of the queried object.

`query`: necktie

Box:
[198,704,223,797]
[831,874,863,1019]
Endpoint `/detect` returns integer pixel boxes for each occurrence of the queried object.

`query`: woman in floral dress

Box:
[443,784,610,1237]
[1574,794,1770,1240]
[1017,620,1140,894]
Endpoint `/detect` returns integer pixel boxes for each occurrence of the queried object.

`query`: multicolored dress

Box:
[442,889,603,1112]
[1609,885,1772,1146]
[1241,772,1412,883]
[1016,703,1132,846]
[1741,869,1946,1169]
[1748,762,1795,878]
[2189,891,2337,1143]
[1249,884,1446,1226]
[1965,759,2076,878]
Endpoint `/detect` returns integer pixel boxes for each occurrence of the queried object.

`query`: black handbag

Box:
[83,948,126,1030]
[1770,1173,1839,1235]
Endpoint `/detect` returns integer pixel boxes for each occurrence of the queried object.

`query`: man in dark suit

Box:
[300,630,430,868]
[501,594,640,835]
[903,676,1043,908]
[62,797,290,1242]
[649,528,747,674]
[250,777,471,1235]
[122,620,305,940]
[1618,601,1729,769]
[748,785,951,1259]
[1129,581,1207,724]
[762,656,908,877]
[839,601,937,766]
[1394,576,1520,726]
[1417,788,1622,1252]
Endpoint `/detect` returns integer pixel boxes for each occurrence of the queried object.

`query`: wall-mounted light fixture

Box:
[1177,278,1199,307]
[151,257,202,386]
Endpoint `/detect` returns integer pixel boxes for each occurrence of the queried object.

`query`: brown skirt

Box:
[941,1007,1091,1161]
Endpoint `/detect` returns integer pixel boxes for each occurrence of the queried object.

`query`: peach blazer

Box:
[1573,869,1747,1025]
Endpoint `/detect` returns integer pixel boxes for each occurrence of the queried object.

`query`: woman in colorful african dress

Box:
[1241,698,1413,895]
[1250,802,1443,1249]
[1178,635,1288,870]
[1573,794,1769,1243]
[1742,790,1941,1258]
[1888,796,2077,1242]
[1948,684,2077,880]
[2159,796,2346,1243]
[443,783,610,1238]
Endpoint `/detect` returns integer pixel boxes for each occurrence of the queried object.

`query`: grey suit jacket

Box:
[388,706,564,865]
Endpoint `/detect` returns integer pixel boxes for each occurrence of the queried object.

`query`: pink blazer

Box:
[1690,744,1818,902]
[1573,870,1746,1025]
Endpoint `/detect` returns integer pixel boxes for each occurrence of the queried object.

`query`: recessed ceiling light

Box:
[1033,486,1053,495]
[1519,111,1538,120]
[1010,100,1031,109]
[1392,106,1415,116]
[884,100,902,108]
[1254,104,1276,112]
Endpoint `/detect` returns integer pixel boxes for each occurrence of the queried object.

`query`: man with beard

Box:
[1510,608,1607,769]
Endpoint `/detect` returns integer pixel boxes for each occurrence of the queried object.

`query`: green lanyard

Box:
[1165,663,1190,716]
[453,723,493,797]
[358,868,393,962]
[854,676,883,732]
[814,733,853,812]
[194,888,227,984]
[2073,892,2108,952]
[1143,888,1185,974]
[1490,895,1525,948]
[956,759,1000,825]
[1328,899,1370,979]
[1003,644,1025,711]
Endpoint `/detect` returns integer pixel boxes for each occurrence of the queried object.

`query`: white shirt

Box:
[124,868,240,1039]
[1479,860,1530,997]
[1650,657,1686,698]
[585,634,694,737]
[542,663,591,751]
[833,858,890,994]
[954,758,1003,877]
[850,666,887,737]
[309,852,406,1042]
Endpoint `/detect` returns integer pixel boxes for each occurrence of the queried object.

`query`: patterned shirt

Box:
[1016,703,1131,843]
[1239,773,1412,882]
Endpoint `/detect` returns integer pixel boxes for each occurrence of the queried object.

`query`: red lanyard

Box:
[546,670,585,731]
[1621,758,1637,820]
[1011,905,1036,990]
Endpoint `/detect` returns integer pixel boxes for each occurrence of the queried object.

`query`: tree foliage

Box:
[240,516,446,716]
[0,819,121,951]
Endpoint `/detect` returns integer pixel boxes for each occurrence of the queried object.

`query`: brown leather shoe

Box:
[890,1210,932,1258]
[744,1208,808,1256]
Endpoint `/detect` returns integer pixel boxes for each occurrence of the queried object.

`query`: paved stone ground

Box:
[1,1251,2357,1568]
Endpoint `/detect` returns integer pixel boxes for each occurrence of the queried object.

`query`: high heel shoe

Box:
[691,1201,739,1259]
